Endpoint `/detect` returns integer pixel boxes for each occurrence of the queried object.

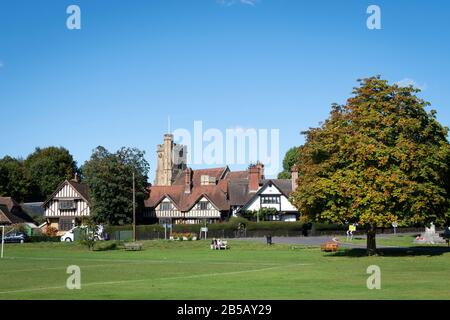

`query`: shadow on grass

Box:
[326,246,450,257]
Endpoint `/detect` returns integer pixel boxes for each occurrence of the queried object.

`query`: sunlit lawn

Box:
[344,234,449,247]
[0,239,449,300]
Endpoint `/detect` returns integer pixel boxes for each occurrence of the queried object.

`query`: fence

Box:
[107,226,428,241]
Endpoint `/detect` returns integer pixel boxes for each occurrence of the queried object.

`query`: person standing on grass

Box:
[347,224,356,241]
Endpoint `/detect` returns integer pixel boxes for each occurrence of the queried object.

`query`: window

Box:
[198,201,209,210]
[201,175,209,185]
[59,200,76,210]
[59,218,74,231]
[160,202,172,211]
[261,196,280,204]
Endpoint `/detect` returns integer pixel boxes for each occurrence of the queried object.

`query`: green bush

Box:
[247,221,304,231]
[93,241,118,251]
[106,224,164,234]
[228,217,249,228]
[104,221,349,235]
[28,235,61,242]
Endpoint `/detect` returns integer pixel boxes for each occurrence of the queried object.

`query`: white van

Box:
[61,225,104,242]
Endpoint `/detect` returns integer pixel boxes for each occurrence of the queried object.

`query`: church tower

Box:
[154,134,187,186]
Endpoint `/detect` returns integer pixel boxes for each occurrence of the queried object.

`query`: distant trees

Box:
[24,147,78,200]
[0,156,29,202]
[82,146,149,225]
[278,147,300,179]
[0,147,78,201]
[0,145,150,226]
[242,208,279,221]
[291,76,450,255]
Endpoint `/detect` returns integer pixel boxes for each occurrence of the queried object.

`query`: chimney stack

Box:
[248,164,262,193]
[185,167,192,194]
[255,161,265,180]
[291,164,299,192]
[71,173,79,183]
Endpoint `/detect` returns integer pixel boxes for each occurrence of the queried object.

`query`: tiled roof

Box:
[145,184,229,211]
[225,171,248,179]
[0,197,20,212]
[172,167,228,186]
[228,179,252,206]
[42,179,91,207]
[21,202,45,217]
[68,180,90,203]
[0,197,33,224]
[145,166,293,213]
[261,179,293,197]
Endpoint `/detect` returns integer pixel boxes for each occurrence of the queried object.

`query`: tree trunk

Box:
[366,225,377,256]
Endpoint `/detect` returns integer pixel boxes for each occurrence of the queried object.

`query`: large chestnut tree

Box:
[292,76,450,255]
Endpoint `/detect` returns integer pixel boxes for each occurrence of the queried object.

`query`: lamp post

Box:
[132,171,136,242]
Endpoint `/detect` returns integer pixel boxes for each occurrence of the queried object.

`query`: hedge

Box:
[106,220,308,234]
[93,241,119,251]
[28,235,61,242]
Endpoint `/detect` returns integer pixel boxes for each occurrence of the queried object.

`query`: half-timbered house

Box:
[145,136,300,224]
[42,177,90,234]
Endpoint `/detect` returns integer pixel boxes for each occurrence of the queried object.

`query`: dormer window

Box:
[261,196,280,204]
[198,201,210,210]
[59,200,76,210]
[201,175,216,186]
[160,202,172,211]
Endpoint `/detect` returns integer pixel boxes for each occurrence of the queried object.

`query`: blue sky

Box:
[1,0,450,180]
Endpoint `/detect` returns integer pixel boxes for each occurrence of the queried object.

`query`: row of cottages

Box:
[144,163,300,224]
[144,134,300,224]
[40,134,300,232]
[41,164,300,231]
[0,197,35,226]
[42,177,91,235]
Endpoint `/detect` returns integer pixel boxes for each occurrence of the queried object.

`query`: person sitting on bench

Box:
[210,238,219,250]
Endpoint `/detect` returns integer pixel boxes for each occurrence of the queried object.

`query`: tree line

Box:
[0,146,149,225]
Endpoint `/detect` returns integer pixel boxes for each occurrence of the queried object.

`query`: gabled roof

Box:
[151,193,183,211]
[0,197,20,212]
[146,166,295,215]
[172,167,229,187]
[145,184,230,212]
[21,202,45,217]
[42,180,91,208]
[147,167,232,212]
[261,179,293,198]
[0,197,35,224]
[68,180,90,203]
[181,187,229,212]
[239,179,294,212]
[0,204,33,225]
[144,185,185,209]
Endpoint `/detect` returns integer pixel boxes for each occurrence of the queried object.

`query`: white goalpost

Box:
[1,225,4,259]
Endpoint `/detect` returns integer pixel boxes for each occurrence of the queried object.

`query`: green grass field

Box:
[342,234,447,247]
[0,238,449,300]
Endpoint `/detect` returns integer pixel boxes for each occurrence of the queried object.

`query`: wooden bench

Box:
[220,241,229,250]
[124,242,143,251]
[320,242,339,252]
[210,241,230,250]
